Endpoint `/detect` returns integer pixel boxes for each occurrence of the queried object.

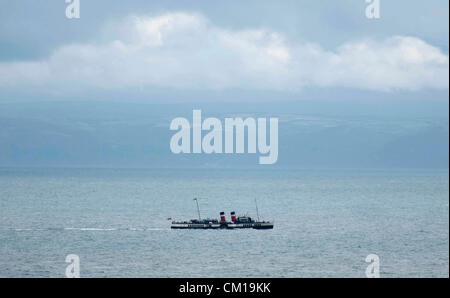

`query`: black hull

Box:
[171,222,274,230]
[252,225,274,230]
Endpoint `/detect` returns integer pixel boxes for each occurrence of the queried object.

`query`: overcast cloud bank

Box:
[0,12,448,96]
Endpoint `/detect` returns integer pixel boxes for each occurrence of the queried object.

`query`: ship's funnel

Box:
[220,211,226,222]
[231,211,236,222]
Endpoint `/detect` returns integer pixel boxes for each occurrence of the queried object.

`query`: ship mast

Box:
[255,198,260,221]
[193,198,201,220]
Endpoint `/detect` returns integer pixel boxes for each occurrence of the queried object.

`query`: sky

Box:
[0,1,448,169]
[0,0,448,101]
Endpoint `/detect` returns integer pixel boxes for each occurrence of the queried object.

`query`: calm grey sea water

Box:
[0,168,448,278]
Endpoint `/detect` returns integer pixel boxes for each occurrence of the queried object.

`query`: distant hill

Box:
[0,100,448,169]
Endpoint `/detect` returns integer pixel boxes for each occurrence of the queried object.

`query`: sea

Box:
[0,167,448,278]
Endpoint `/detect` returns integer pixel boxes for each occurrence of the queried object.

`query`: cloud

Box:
[0,12,448,97]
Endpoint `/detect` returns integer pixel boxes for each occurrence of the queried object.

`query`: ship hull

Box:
[252,222,274,229]
[171,223,221,229]
[171,222,273,229]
